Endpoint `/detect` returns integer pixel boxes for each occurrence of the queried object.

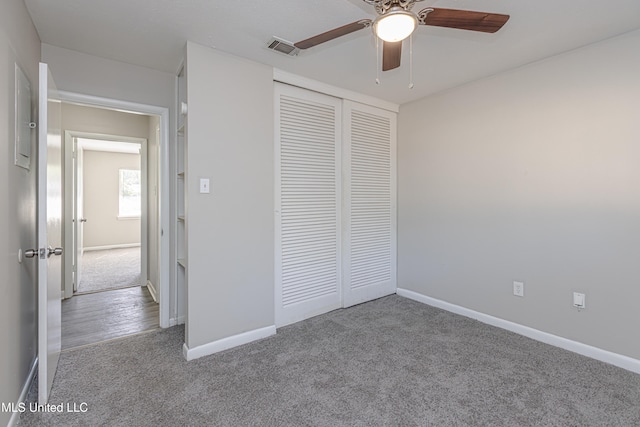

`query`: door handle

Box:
[24,249,38,258]
[80,218,87,223]
[47,247,63,257]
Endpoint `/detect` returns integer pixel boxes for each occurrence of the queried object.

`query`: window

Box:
[119,169,141,218]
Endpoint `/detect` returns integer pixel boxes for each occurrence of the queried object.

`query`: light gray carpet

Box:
[19,296,640,426]
[77,247,141,293]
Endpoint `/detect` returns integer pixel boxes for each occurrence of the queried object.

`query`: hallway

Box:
[62,286,159,350]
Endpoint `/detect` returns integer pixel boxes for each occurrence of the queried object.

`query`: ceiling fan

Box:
[294,0,510,71]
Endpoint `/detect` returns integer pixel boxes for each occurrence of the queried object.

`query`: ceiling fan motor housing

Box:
[363,0,425,15]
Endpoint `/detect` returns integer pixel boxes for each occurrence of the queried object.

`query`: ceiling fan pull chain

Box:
[408,34,414,89]
[375,36,381,85]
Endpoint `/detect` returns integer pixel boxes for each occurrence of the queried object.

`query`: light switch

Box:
[573,292,585,309]
[199,178,210,194]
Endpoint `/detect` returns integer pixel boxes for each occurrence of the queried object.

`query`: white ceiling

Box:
[24,0,640,105]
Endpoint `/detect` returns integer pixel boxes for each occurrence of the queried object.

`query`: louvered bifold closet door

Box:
[342,101,397,307]
[275,83,342,327]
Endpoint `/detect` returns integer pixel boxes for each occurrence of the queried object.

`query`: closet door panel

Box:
[343,101,397,307]
[275,83,342,327]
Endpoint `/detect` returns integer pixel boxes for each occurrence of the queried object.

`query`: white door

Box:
[74,141,84,289]
[275,83,342,327]
[342,101,397,307]
[62,136,85,296]
[37,62,63,404]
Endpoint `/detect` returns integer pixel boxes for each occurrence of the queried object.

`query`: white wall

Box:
[185,42,274,351]
[0,2,41,425]
[398,29,640,361]
[82,150,141,248]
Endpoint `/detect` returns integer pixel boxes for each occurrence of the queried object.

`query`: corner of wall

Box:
[183,326,276,361]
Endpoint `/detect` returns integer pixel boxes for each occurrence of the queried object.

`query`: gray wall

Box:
[0,2,41,425]
[398,29,640,360]
[82,150,141,248]
[185,42,274,349]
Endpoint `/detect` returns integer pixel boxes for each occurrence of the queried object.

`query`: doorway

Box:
[67,135,147,296]
[60,102,162,349]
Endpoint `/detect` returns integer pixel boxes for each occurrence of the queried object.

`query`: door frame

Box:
[64,131,148,297]
[58,90,171,328]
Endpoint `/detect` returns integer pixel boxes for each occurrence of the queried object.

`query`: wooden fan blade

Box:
[382,41,402,71]
[294,20,371,50]
[420,8,509,33]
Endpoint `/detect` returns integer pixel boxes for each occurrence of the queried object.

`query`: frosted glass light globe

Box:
[373,9,418,42]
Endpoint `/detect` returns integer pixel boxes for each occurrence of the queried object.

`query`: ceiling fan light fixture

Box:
[373,7,418,42]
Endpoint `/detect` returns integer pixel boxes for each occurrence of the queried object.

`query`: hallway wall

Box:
[62,103,150,138]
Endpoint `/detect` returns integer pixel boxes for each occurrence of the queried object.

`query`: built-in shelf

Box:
[176,64,187,326]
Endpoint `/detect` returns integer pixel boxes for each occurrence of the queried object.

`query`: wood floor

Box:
[62,286,159,350]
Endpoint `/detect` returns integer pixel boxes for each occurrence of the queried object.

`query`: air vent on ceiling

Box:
[267,37,299,57]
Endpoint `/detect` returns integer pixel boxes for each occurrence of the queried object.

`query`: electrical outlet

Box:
[513,281,524,297]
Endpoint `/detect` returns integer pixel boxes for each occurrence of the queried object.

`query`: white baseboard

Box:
[169,315,185,327]
[83,243,141,252]
[146,280,158,302]
[8,357,38,427]
[182,325,276,361]
[397,288,640,375]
